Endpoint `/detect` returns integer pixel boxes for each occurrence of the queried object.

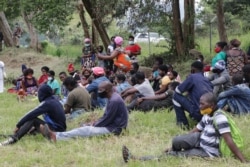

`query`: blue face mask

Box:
[85,43,90,47]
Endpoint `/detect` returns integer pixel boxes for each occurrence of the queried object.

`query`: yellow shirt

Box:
[159,75,171,88]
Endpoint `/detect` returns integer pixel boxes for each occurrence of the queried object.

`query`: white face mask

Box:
[128,41,134,45]
[85,43,90,47]
[48,77,52,81]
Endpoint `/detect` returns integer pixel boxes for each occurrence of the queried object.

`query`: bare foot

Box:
[40,124,56,142]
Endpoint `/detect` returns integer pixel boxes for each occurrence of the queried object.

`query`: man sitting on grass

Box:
[122,92,246,163]
[40,81,128,141]
[0,84,66,146]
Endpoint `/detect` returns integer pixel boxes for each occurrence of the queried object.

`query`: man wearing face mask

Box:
[47,70,61,100]
[125,35,141,63]
[122,92,246,163]
[40,81,128,141]
[86,67,109,108]
[82,38,96,69]
[172,61,213,129]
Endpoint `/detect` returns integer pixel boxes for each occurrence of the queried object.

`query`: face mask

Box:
[85,43,90,47]
[200,107,213,115]
[214,47,221,53]
[98,91,107,98]
[48,77,52,81]
[129,41,134,45]
[84,74,90,78]
[130,70,136,75]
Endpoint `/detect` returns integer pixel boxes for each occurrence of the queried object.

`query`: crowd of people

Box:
[0,36,250,164]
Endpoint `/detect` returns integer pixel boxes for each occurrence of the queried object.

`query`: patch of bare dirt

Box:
[0,48,70,78]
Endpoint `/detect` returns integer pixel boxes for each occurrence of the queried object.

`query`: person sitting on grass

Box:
[63,76,91,120]
[136,81,180,112]
[21,68,39,95]
[115,74,132,94]
[122,92,246,163]
[40,81,128,141]
[154,65,171,95]
[172,61,213,129]
[47,70,61,100]
[0,84,66,146]
[38,66,49,86]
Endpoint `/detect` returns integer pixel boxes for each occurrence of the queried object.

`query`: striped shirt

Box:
[196,111,230,157]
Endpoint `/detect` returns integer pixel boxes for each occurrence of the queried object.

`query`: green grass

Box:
[0,89,250,166]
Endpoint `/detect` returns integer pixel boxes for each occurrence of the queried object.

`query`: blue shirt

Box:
[47,79,61,95]
[86,76,109,108]
[94,92,128,135]
[116,81,131,94]
[176,72,213,107]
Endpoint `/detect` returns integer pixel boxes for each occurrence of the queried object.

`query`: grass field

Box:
[0,87,250,166]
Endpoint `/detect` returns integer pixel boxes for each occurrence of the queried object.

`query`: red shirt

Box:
[125,44,141,56]
[38,74,48,85]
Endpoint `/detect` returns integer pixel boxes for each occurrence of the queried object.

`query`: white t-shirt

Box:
[134,79,155,97]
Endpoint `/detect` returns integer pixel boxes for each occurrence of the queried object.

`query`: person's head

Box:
[230,39,241,48]
[38,84,53,102]
[48,70,55,81]
[98,81,113,98]
[82,68,91,79]
[128,35,135,45]
[67,63,75,75]
[215,41,227,53]
[114,36,123,47]
[84,38,91,47]
[111,36,116,43]
[168,70,178,80]
[63,76,78,91]
[130,62,139,75]
[242,64,250,83]
[134,71,145,84]
[59,71,67,82]
[97,45,104,53]
[212,60,226,73]
[41,66,49,75]
[92,67,105,78]
[154,57,163,66]
[158,65,168,77]
[196,54,204,63]
[167,64,174,72]
[128,75,137,86]
[232,74,244,86]
[199,92,217,115]
[191,61,204,73]
[24,68,34,79]
[116,74,126,84]
[169,81,180,91]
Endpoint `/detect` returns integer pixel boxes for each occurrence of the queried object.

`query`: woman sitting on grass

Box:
[21,68,39,95]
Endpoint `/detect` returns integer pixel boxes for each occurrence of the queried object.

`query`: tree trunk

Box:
[183,0,195,52]
[91,21,99,47]
[0,11,14,47]
[76,1,90,38]
[172,0,184,58]
[216,0,228,42]
[22,12,42,52]
[82,0,109,50]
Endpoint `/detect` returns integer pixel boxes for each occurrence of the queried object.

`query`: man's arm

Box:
[121,87,138,98]
[155,84,168,94]
[217,87,239,101]
[221,132,246,162]
[64,104,72,114]
[211,75,229,86]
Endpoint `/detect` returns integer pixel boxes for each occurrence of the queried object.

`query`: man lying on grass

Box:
[0,85,66,146]
[40,81,128,141]
[122,92,246,163]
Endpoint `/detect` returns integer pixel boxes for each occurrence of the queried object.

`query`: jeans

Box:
[56,126,110,140]
[13,118,45,141]
[173,93,202,126]
[66,109,85,120]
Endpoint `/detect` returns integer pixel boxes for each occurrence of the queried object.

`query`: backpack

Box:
[226,50,244,76]
[213,110,244,157]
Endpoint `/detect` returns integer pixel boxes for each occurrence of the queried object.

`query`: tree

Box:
[216,0,228,42]
[0,11,14,47]
[76,1,90,39]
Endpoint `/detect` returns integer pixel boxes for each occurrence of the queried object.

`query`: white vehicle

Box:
[134,32,167,44]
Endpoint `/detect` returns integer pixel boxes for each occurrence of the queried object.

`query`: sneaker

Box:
[122,145,134,163]
[0,137,15,146]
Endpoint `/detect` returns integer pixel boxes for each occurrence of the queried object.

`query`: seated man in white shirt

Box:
[121,71,155,112]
